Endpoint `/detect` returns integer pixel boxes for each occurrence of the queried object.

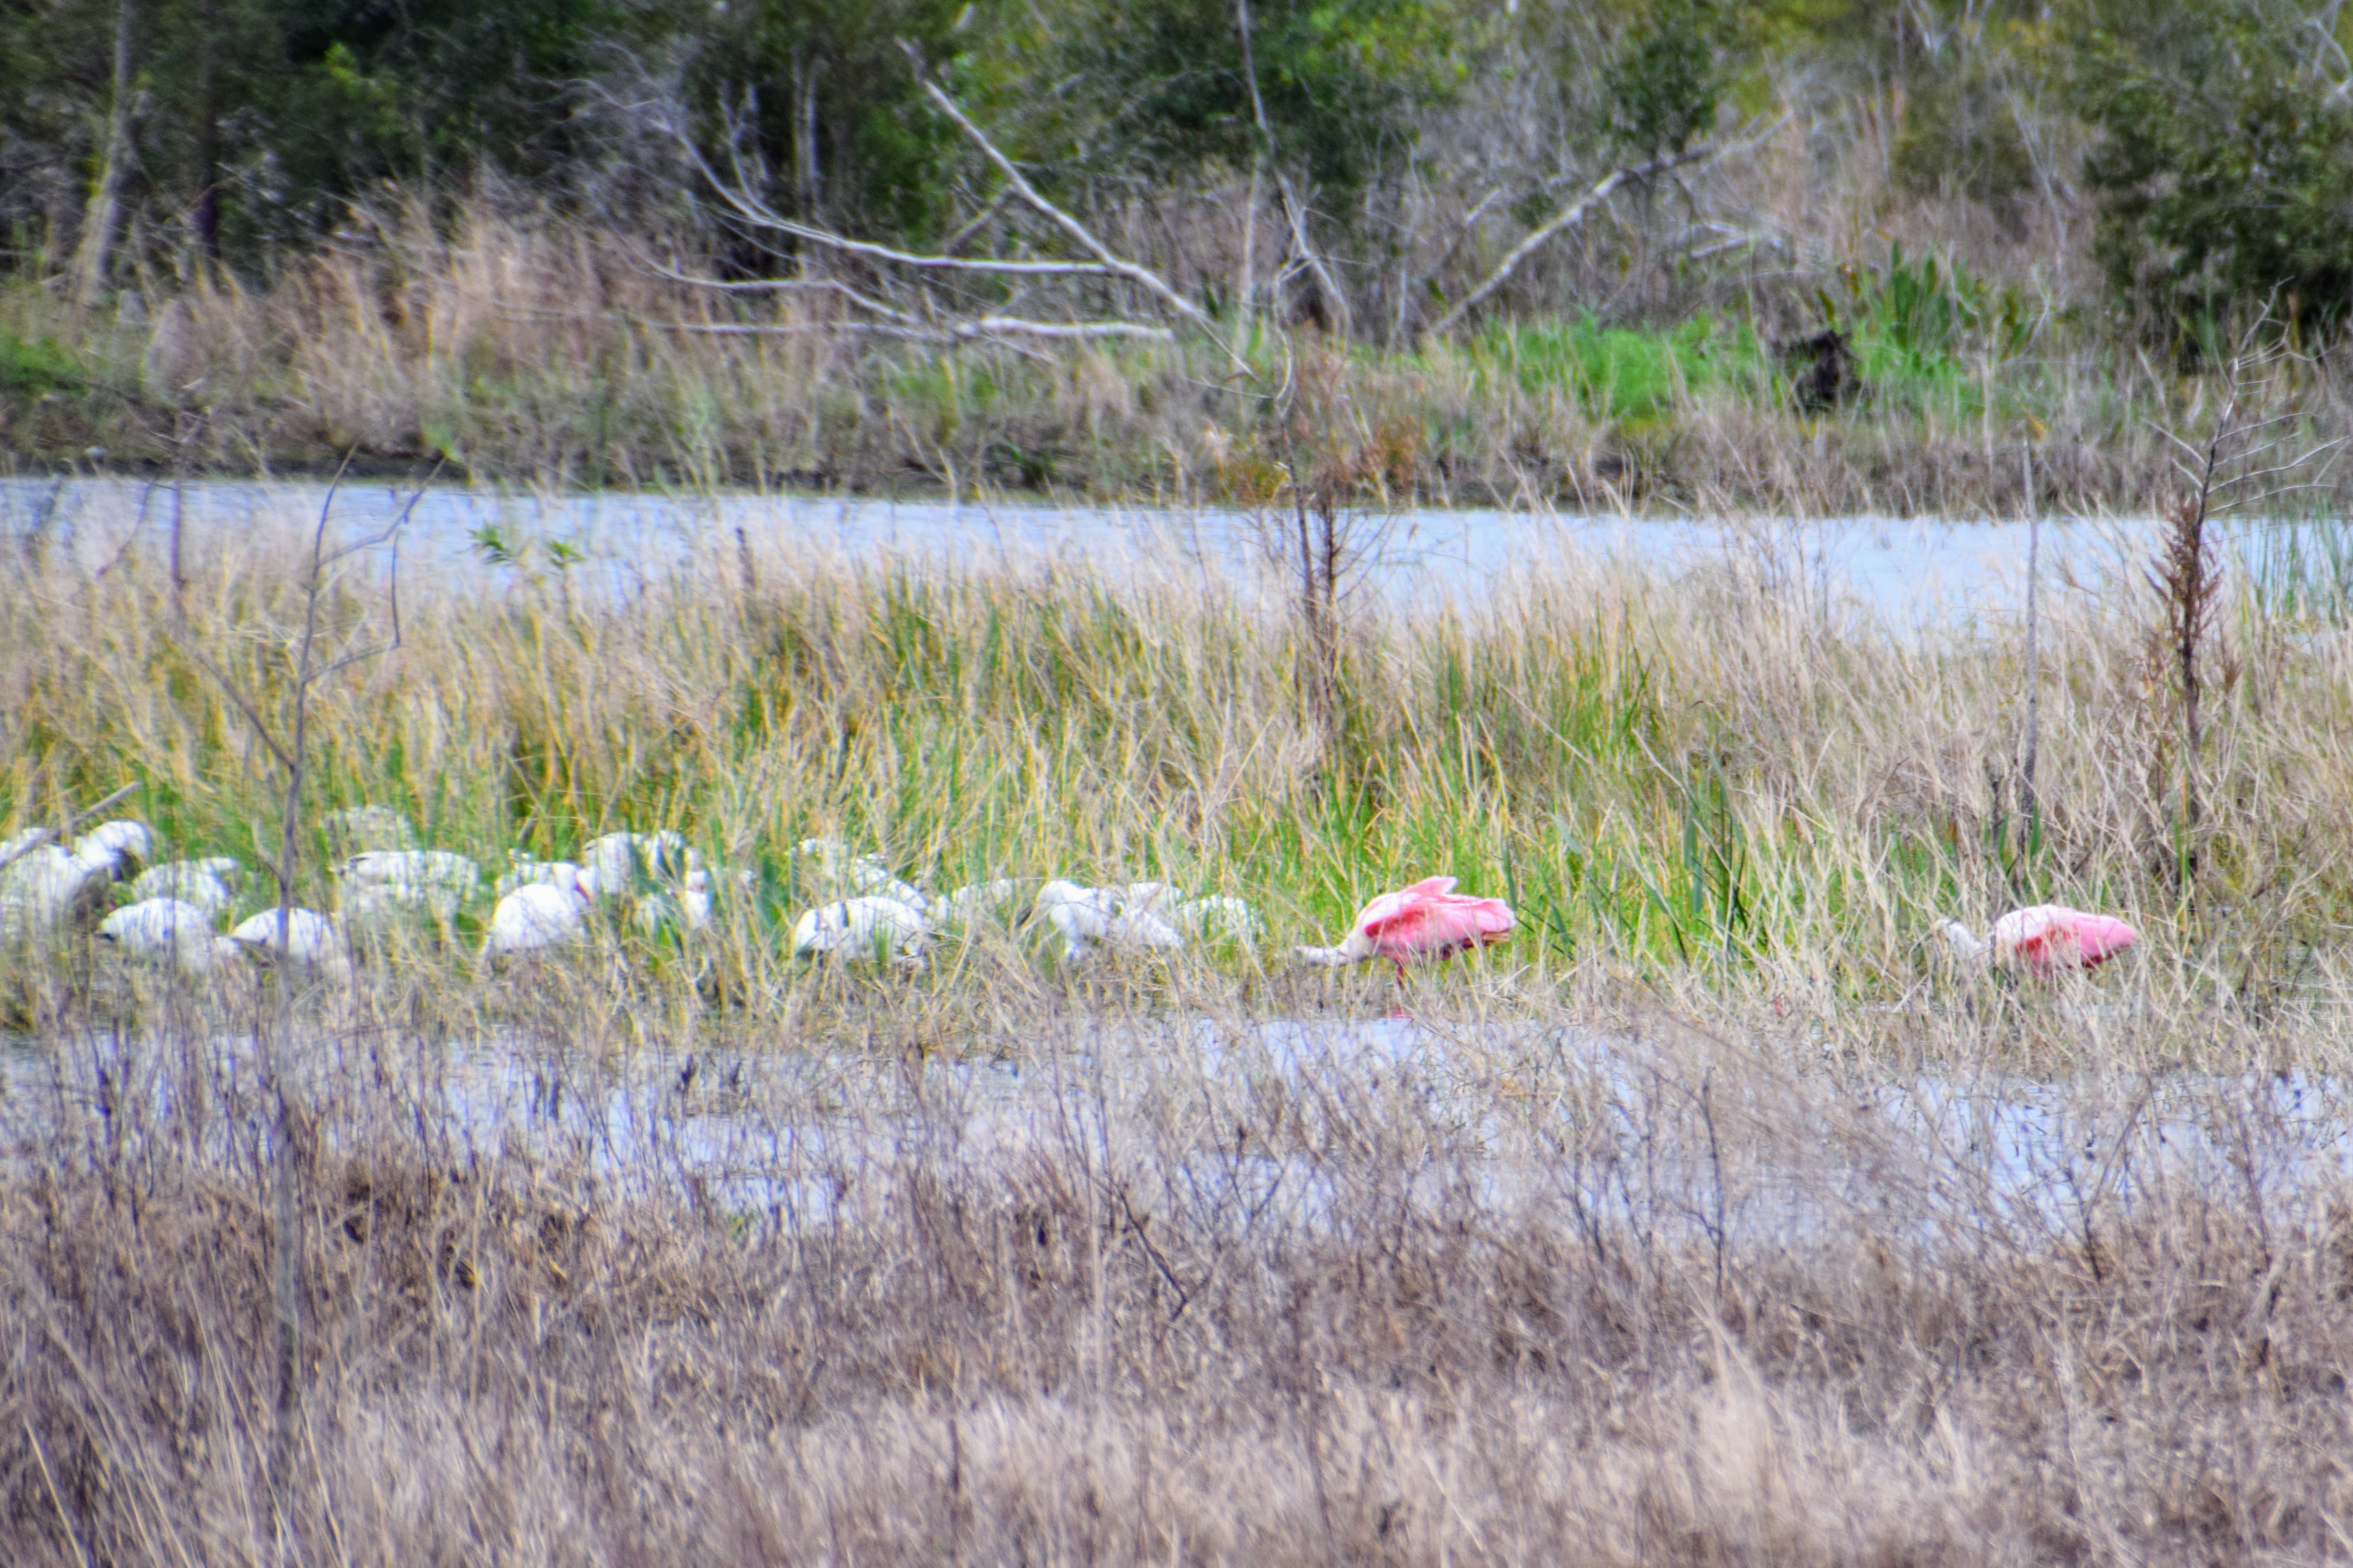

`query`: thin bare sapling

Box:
[165,459,428,1526]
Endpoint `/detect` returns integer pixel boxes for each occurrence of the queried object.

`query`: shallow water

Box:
[12,475,2346,628]
[8,1018,2345,1252]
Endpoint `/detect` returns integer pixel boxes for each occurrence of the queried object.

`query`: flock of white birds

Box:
[0,806,1265,986]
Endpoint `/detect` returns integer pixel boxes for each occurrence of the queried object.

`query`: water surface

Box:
[16,476,2344,628]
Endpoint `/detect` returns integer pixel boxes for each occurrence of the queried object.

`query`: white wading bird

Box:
[0,813,161,935]
[0,843,122,934]
[936,878,1021,927]
[790,896,929,966]
[229,907,353,984]
[341,850,481,926]
[128,858,242,916]
[484,864,596,959]
[791,837,933,912]
[72,820,156,872]
[636,865,716,937]
[1174,894,1262,947]
[99,898,241,977]
[496,855,592,897]
[583,830,689,890]
[1034,880,1190,962]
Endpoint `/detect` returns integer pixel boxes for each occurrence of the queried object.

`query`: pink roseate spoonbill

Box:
[1295,876,1517,983]
[1937,905,2138,977]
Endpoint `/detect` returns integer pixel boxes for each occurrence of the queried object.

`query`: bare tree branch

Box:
[940,186,1016,254]
[901,46,1228,346]
[1427,143,1722,340]
[683,208,1112,278]
[647,315,1172,344]
[631,68,1202,357]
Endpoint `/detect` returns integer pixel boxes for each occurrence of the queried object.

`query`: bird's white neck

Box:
[1937,920,1989,961]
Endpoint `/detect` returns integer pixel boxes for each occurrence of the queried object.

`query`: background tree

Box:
[2068,0,2353,343]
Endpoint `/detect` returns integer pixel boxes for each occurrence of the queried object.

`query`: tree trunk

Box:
[72,0,138,306]
[193,5,220,259]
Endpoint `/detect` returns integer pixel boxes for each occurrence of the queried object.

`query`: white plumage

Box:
[0,843,119,934]
[937,878,1021,926]
[484,866,595,958]
[635,867,715,937]
[99,897,240,977]
[1107,904,1186,954]
[128,859,241,916]
[1,818,150,938]
[1034,879,1116,959]
[1175,894,1261,947]
[341,850,481,925]
[229,907,351,983]
[495,856,593,897]
[790,896,929,964]
[849,854,930,913]
[791,838,933,912]
[1033,879,1188,961]
[583,830,689,890]
[71,820,155,872]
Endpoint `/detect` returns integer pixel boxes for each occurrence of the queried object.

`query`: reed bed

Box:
[6,491,2353,1036]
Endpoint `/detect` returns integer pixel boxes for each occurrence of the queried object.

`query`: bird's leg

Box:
[1387,956,1411,1020]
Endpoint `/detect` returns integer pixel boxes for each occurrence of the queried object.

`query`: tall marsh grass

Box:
[5,491,2353,1036]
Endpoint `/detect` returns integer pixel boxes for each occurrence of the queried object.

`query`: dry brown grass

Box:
[11,156,2350,517]
[3,993,2351,1566]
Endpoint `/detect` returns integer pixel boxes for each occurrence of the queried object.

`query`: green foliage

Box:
[1605,0,1727,157]
[1891,69,2035,222]
[688,0,975,240]
[2068,0,2353,339]
[1061,0,1470,195]
[1800,243,2039,413]
[1828,242,2037,364]
[0,0,678,256]
[0,331,84,397]
[1471,316,1769,419]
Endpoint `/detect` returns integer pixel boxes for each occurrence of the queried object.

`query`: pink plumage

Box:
[1988,904,2139,976]
[1302,875,1516,980]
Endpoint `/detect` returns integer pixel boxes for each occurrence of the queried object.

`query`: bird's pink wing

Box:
[1990,906,2063,974]
[1446,895,1516,941]
[1462,896,1517,938]
[1996,905,2137,972]
[2069,912,2138,967]
[1399,893,1516,955]
[1358,878,1457,939]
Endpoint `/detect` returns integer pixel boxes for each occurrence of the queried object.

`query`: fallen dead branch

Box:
[1426,144,1721,339]
[907,62,1227,345]
[651,316,1172,344]
[639,60,1213,360]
